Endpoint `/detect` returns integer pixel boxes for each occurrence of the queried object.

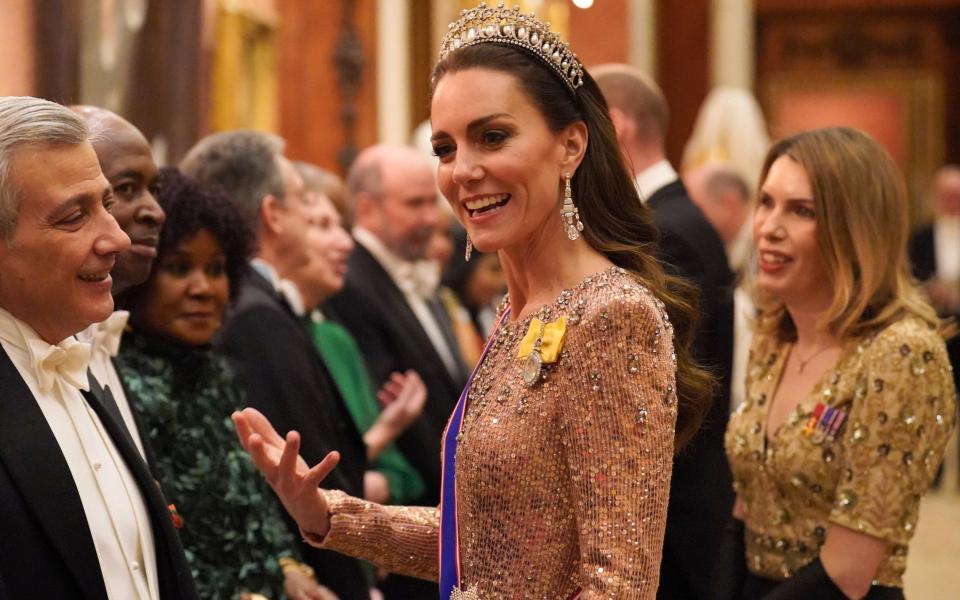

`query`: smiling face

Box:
[753,155,831,309]
[92,116,164,295]
[0,142,131,342]
[294,193,354,306]
[133,228,229,346]
[430,68,582,255]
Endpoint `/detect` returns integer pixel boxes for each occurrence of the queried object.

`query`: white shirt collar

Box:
[353,226,440,298]
[634,159,679,202]
[77,311,130,359]
[250,258,281,291]
[353,226,404,276]
[277,279,307,317]
[0,306,92,393]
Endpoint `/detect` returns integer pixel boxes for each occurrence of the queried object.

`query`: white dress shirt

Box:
[0,308,158,600]
[934,216,960,283]
[277,278,308,317]
[634,159,679,202]
[252,257,310,318]
[78,311,147,458]
[353,226,462,378]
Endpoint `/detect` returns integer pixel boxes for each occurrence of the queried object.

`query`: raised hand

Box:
[364,370,428,460]
[377,370,427,433]
[232,408,339,538]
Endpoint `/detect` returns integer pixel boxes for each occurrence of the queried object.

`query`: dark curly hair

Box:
[139,167,255,301]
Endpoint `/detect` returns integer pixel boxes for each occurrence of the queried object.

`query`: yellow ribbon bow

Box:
[517,316,568,364]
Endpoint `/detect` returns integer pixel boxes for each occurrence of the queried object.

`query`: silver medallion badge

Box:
[522,351,542,387]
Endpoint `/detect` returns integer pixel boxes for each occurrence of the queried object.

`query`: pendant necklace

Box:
[794,344,833,374]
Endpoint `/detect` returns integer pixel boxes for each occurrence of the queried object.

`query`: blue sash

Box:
[438,308,510,599]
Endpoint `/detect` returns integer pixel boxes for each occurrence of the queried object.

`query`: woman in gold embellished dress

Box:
[232,2,712,599]
[719,128,957,600]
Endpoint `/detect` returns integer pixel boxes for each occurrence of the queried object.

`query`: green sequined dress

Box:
[116,329,297,600]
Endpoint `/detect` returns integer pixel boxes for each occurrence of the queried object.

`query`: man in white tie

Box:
[0,96,198,599]
[72,105,166,462]
[324,144,468,600]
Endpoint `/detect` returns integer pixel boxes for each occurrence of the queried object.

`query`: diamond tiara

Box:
[438,1,585,94]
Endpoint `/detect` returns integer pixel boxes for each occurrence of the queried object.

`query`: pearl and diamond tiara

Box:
[438,1,585,94]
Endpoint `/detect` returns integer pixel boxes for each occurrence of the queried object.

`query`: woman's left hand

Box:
[283,570,340,600]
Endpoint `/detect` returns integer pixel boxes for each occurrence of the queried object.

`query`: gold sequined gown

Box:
[310,267,678,598]
[725,315,957,587]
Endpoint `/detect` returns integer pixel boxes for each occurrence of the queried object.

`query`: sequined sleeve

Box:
[829,320,956,543]
[560,292,678,598]
[305,489,440,581]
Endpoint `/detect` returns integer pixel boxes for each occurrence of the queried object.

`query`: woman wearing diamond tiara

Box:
[233,2,712,598]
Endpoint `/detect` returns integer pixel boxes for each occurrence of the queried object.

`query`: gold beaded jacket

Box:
[309,267,678,599]
[726,315,956,587]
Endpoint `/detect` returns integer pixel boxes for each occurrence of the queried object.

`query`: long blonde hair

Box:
[754,127,943,341]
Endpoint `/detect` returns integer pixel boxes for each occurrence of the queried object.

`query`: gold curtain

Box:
[210,0,279,132]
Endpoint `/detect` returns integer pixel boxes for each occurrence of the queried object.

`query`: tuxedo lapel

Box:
[0,348,107,600]
[109,356,162,474]
[86,369,133,446]
[645,179,684,211]
[351,244,462,383]
[81,376,197,600]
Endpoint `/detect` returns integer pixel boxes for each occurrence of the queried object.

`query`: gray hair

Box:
[0,97,89,239]
[179,130,286,231]
[704,167,750,203]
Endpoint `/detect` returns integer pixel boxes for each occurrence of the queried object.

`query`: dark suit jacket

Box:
[217,268,370,599]
[908,224,937,283]
[324,242,468,507]
[0,347,198,600]
[648,179,736,600]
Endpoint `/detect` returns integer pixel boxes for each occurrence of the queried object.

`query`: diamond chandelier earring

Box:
[560,173,584,241]
[465,235,473,261]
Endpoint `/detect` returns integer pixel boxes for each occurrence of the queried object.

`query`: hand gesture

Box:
[232,408,339,538]
[283,569,340,600]
[364,370,427,460]
[376,370,427,436]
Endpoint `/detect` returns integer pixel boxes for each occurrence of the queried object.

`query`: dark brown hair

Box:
[431,44,713,451]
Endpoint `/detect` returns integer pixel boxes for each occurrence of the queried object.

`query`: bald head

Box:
[347,144,434,199]
[688,164,750,245]
[71,105,164,296]
[932,164,960,217]
[348,144,439,261]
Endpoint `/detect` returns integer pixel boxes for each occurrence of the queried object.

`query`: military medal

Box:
[803,402,848,444]
[522,349,542,387]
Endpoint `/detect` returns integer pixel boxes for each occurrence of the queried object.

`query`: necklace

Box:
[794,344,834,373]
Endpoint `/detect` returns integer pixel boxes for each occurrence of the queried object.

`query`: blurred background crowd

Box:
[2,1,960,599]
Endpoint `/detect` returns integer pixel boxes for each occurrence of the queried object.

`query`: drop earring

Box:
[465,235,473,261]
[560,172,584,241]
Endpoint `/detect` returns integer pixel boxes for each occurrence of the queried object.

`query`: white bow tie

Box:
[89,311,129,359]
[395,261,441,299]
[27,336,91,394]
